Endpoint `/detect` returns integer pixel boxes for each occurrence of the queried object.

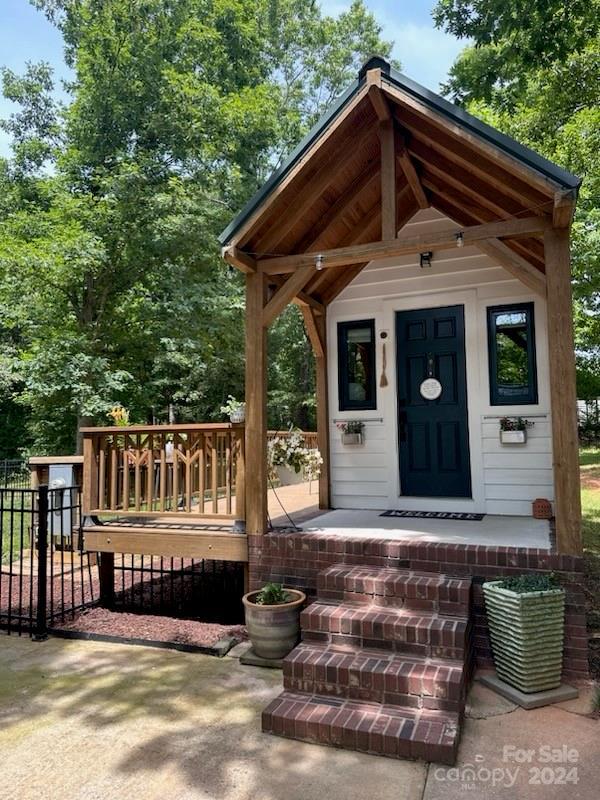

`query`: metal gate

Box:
[0,485,97,637]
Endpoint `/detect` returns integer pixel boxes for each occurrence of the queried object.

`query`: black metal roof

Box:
[219,57,580,245]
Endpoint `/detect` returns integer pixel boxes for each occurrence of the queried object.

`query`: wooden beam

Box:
[221,245,256,273]
[367,83,392,121]
[397,111,551,211]
[83,526,248,561]
[253,123,375,255]
[245,271,268,536]
[258,216,549,275]
[262,264,316,327]
[553,190,577,228]
[301,306,324,358]
[315,311,330,509]
[268,274,324,313]
[379,119,396,239]
[544,226,582,554]
[395,130,428,210]
[477,239,546,297]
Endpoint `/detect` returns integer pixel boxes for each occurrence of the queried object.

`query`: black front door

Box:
[396,305,471,498]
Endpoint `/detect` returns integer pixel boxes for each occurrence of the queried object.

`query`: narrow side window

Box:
[337,320,376,411]
[487,303,538,405]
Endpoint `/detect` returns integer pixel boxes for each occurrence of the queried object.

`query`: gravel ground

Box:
[58,606,247,647]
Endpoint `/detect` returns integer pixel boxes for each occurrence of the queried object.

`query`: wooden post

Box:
[379,119,396,240]
[234,426,246,526]
[82,433,99,515]
[301,307,330,509]
[544,226,582,554]
[245,271,268,536]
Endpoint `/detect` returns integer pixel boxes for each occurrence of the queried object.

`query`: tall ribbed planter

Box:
[483,580,565,693]
[243,589,306,660]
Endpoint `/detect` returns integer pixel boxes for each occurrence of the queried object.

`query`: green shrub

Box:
[496,573,561,593]
[254,582,291,605]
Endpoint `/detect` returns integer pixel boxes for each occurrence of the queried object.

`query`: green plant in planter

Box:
[483,573,566,693]
[254,582,291,605]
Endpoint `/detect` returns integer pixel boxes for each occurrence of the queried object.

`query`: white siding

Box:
[327,208,553,516]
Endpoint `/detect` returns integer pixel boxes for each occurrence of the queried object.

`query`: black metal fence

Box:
[0,459,30,489]
[0,485,97,637]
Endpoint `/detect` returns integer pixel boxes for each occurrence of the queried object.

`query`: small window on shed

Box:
[338,320,376,411]
[487,303,538,405]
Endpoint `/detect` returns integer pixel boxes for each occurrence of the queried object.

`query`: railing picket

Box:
[211,434,218,513]
[225,433,232,515]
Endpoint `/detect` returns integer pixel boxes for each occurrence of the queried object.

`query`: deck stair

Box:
[262,564,473,764]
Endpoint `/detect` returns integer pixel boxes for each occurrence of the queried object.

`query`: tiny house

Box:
[220,56,582,556]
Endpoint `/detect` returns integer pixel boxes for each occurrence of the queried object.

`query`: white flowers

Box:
[267,430,323,480]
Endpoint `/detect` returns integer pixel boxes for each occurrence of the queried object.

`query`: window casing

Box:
[487,302,538,405]
[337,320,377,411]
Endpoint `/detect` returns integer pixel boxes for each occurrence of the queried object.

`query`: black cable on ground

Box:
[267,476,302,532]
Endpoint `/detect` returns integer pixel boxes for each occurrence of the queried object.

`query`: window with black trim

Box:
[338,319,376,411]
[487,303,538,405]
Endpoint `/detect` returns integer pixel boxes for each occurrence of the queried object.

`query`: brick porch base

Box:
[249,532,588,680]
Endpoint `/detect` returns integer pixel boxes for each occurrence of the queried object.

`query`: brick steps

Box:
[284,641,466,712]
[318,564,471,615]
[262,690,460,765]
[302,601,469,660]
[261,563,472,764]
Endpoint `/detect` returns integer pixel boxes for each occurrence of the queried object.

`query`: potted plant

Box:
[220,395,245,423]
[499,416,534,444]
[483,573,566,693]
[337,420,365,445]
[267,430,322,486]
[242,582,306,660]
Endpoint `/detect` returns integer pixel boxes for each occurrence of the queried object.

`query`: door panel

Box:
[396,305,471,498]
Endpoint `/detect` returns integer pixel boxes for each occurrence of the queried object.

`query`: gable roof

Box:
[219,57,580,247]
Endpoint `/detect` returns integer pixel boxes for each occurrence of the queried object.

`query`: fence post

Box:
[33,484,49,641]
[99,553,115,609]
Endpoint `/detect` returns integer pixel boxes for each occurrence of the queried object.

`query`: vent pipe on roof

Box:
[358,56,391,81]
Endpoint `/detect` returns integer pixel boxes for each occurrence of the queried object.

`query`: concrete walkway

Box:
[0,636,597,800]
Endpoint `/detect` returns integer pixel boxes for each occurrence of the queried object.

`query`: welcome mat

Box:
[380,510,485,521]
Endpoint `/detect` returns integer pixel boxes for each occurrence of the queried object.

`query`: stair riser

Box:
[318,588,468,616]
[302,630,465,660]
[284,677,464,712]
[263,705,458,765]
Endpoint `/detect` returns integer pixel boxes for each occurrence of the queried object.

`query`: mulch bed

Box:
[57,607,247,649]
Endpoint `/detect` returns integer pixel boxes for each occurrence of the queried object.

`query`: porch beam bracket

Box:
[221,245,257,273]
[301,306,325,358]
[258,216,550,275]
[552,189,577,228]
[261,264,316,327]
[394,129,428,210]
[476,238,547,297]
[268,274,324,314]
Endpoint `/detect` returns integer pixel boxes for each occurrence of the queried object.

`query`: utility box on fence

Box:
[29,456,84,551]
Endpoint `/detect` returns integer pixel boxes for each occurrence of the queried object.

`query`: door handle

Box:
[399,410,408,442]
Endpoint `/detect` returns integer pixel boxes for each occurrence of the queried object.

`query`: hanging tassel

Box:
[380,341,389,387]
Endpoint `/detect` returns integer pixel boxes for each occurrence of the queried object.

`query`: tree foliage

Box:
[0,0,392,454]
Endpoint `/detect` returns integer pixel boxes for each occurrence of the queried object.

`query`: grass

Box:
[580,446,600,554]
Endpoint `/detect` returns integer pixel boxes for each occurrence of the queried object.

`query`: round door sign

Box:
[420,378,442,400]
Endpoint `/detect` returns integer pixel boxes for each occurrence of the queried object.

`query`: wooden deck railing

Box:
[267,430,318,449]
[81,423,245,520]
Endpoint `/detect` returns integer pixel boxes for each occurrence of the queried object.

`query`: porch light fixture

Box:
[315,253,324,270]
[419,251,433,269]
[455,231,464,247]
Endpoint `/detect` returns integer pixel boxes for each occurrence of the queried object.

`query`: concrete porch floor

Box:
[269,483,552,549]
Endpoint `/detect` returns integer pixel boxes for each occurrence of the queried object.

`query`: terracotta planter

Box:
[483,581,565,692]
[242,589,306,659]
[532,498,553,519]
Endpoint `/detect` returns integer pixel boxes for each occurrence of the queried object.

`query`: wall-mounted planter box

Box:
[483,581,565,693]
[499,430,527,444]
[341,433,363,446]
